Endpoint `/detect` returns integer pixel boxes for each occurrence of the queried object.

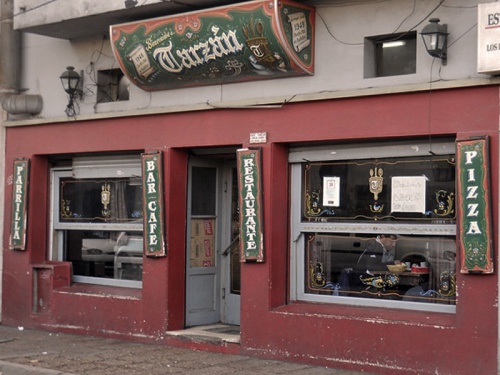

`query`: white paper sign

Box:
[391,176,426,213]
[323,176,340,207]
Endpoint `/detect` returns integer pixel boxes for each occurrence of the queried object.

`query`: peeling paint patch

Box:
[272,310,456,330]
[244,346,423,374]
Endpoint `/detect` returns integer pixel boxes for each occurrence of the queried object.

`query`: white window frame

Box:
[49,155,143,289]
[289,139,457,313]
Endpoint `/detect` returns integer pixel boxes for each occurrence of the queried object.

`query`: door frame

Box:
[185,155,240,327]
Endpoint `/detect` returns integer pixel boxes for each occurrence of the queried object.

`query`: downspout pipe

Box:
[0,0,42,116]
[0,0,21,98]
[0,0,19,324]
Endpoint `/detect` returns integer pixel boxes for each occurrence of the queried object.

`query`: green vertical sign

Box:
[457,137,494,274]
[10,159,29,250]
[237,148,264,262]
[142,152,166,257]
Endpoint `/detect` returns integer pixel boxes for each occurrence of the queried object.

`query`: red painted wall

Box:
[2,85,498,374]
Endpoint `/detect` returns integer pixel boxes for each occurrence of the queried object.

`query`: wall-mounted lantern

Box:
[59,66,83,117]
[420,18,448,64]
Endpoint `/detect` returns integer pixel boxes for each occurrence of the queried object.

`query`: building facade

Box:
[1,1,499,374]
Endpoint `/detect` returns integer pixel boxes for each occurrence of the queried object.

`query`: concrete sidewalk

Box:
[0,325,375,375]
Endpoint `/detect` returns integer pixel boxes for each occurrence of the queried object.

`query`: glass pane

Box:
[65,230,143,281]
[376,33,416,77]
[230,167,241,294]
[304,233,456,305]
[60,178,143,223]
[191,167,217,216]
[302,155,455,222]
[189,218,216,268]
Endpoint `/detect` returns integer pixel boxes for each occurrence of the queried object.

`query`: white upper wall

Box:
[12,0,493,122]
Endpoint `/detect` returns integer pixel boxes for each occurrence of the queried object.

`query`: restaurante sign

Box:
[110,0,314,91]
[237,148,264,262]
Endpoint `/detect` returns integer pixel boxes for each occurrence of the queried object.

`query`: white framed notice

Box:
[391,176,426,213]
[323,176,340,207]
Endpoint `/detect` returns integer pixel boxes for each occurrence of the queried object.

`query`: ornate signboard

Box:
[141,152,166,257]
[9,159,29,250]
[237,148,264,262]
[110,0,314,91]
[457,137,494,274]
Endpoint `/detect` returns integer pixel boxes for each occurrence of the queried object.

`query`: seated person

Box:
[356,234,397,275]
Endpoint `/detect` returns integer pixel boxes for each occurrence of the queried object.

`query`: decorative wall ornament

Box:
[101,183,111,218]
[434,190,455,216]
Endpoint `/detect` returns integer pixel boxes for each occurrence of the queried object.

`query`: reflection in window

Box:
[305,233,456,305]
[67,231,143,281]
[291,141,457,310]
[51,156,144,287]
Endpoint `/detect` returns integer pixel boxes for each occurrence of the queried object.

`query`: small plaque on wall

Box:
[237,148,264,262]
[457,136,494,274]
[9,159,29,250]
[141,151,166,257]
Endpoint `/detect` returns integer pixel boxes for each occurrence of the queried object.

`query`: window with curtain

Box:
[51,155,144,288]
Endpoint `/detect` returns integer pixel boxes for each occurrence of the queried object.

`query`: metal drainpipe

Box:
[0,0,20,322]
[0,0,20,97]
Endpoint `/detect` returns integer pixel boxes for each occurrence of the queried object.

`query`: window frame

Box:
[49,155,143,289]
[364,31,417,78]
[289,139,457,313]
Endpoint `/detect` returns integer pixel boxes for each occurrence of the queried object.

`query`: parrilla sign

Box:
[457,137,494,274]
[110,0,314,91]
[237,148,264,262]
[141,152,166,257]
[10,159,29,250]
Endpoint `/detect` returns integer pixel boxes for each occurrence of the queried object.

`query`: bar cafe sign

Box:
[9,159,29,250]
[141,152,166,257]
[457,137,494,274]
[237,148,264,262]
[110,0,314,91]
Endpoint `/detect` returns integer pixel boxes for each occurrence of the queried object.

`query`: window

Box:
[290,140,457,312]
[50,155,143,288]
[364,32,416,78]
[97,69,130,103]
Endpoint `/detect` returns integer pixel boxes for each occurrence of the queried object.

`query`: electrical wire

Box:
[316,0,446,46]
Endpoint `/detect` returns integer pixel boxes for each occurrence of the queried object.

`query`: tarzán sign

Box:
[456,137,494,274]
[10,159,29,250]
[237,148,264,262]
[110,0,314,91]
[141,151,166,257]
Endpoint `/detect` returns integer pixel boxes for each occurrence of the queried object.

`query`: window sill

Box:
[274,300,457,328]
[55,283,142,300]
